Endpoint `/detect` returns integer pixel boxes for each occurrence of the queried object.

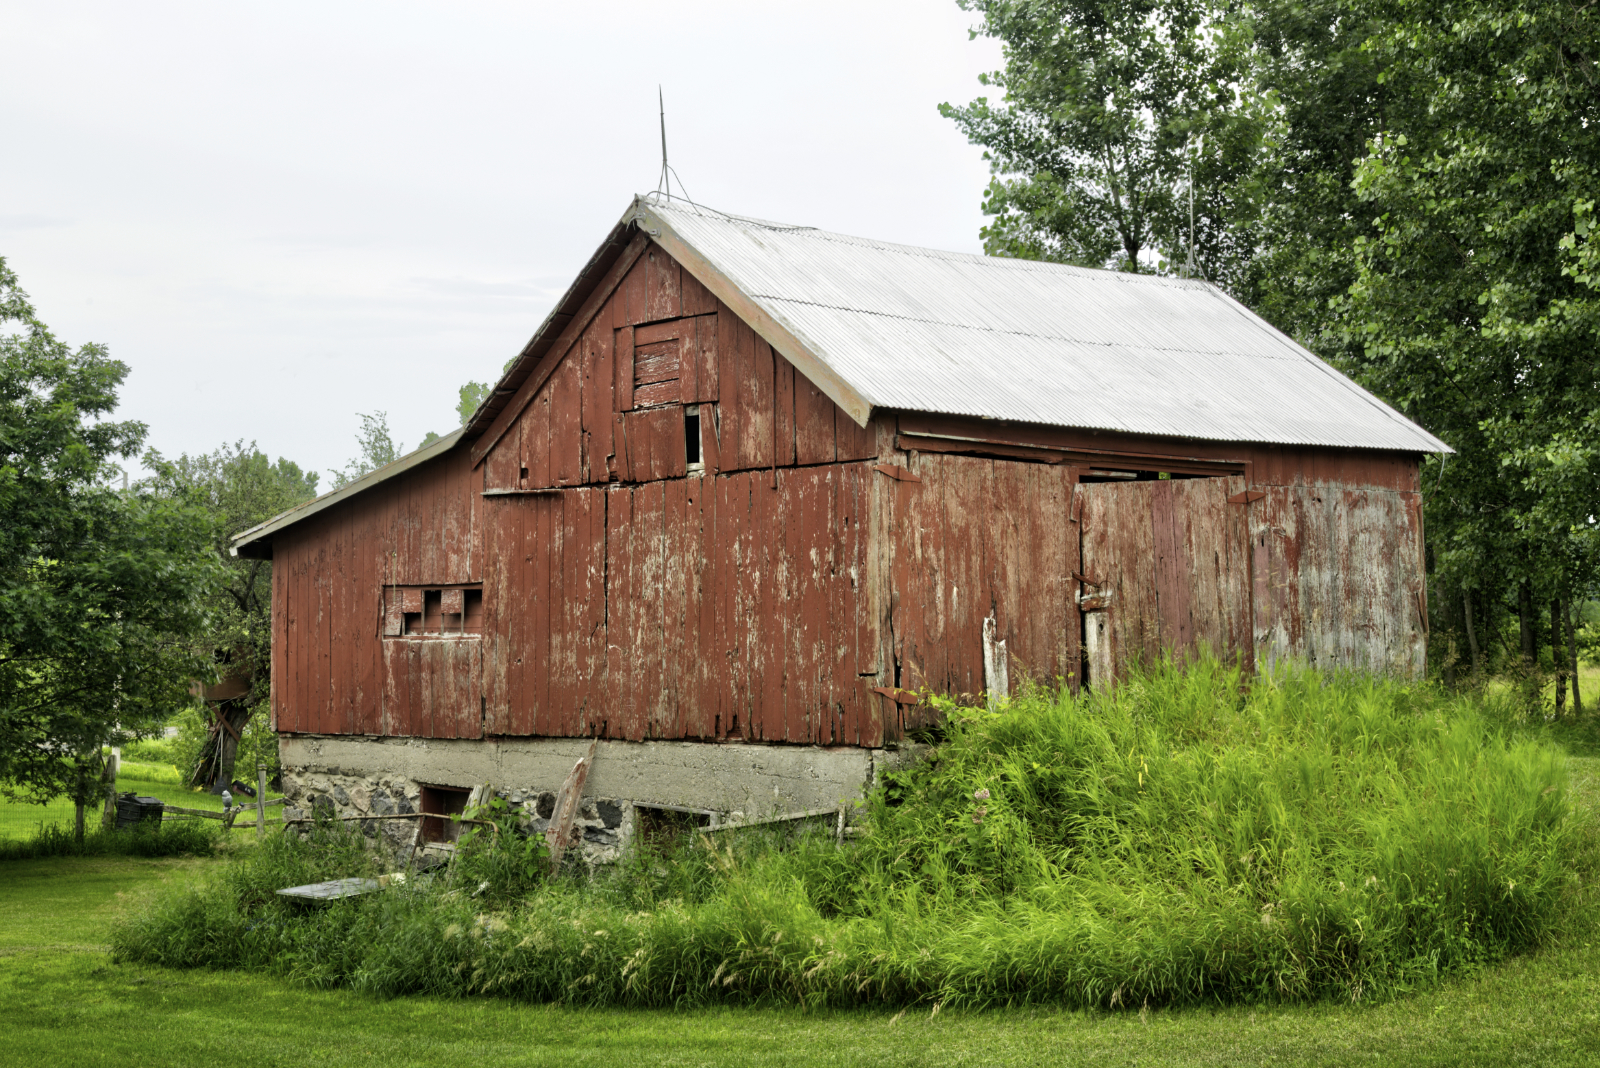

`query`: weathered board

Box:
[886,453,1080,731]
[1251,484,1427,675]
[1078,476,1251,685]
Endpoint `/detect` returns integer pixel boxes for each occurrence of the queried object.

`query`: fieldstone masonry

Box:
[278,734,927,865]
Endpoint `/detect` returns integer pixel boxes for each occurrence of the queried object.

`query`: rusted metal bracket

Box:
[873,463,922,483]
[870,685,921,705]
[1076,589,1114,612]
[1072,571,1103,588]
[1227,490,1266,504]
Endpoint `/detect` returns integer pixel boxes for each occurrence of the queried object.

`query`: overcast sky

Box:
[2,2,1004,484]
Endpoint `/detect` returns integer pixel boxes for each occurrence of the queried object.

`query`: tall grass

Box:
[0,819,219,861]
[114,659,1586,1008]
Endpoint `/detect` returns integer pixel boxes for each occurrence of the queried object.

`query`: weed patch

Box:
[0,820,219,862]
[113,660,1587,1009]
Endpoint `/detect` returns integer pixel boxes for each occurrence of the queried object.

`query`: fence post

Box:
[256,761,267,840]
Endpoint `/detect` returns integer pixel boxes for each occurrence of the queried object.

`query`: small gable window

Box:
[383,585,483,638]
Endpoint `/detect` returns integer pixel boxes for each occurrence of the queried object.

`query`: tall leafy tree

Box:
[140,443,318,786]
[941,0,1267,280]
[1334,0,1600,702]
[0,258,221,822]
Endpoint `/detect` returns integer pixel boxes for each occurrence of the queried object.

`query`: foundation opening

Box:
[419,784,471,843]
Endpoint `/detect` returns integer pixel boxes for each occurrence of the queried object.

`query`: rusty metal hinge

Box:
[870,685,921,705]
[1072,571,1103,587]
[873,463,922,483]
[1227,490,1266,504]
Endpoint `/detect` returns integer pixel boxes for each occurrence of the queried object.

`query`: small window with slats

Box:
[383,585,483,638]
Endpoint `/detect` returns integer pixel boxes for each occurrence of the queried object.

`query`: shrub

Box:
[114,659,1586,1008]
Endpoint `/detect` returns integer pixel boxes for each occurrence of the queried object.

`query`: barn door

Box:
[1076,476,1252,687]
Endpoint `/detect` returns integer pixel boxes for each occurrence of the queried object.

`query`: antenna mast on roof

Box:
[1185,132,1202,280]
[657,86,671,198]
[652,88,700,210]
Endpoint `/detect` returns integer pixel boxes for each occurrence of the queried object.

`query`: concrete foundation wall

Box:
[277,733,924,864]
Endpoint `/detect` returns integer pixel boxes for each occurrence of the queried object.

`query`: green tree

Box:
[332,411,403,488]
[941,0,1267,279]
[140,442,318,787]
[0,258,221,826]
[1332,0,1600,707]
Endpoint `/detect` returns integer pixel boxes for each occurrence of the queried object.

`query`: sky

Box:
[1,1,1005,485]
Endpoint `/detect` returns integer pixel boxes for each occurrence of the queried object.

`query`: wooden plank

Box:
[794,368,836,466]
[623,406,688,484]
[679,333,697,405]
[580,321,614,484]
[719,472,754,740]
[835,407,876,462]
[635,482,667,739]
[716,305,742,470]
[635,320,683,346]
[621,254,649,328]
[550,359,584,486]
[603,486,636,740]
[568,488,608,737]
[680,264,715,316]
[614,325,635,412]
[739,333,776,472]
[661,478,692,738]
[691,313,718,404]
[775,348,796,471]
[686,475,718,738]
[633,340,681,385]
[644,243,681,322]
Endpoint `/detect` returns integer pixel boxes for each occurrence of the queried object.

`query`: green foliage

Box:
[116,661,1583,1008]
[332,412,404,489]
[0,258,222,810]
[1333,0,1600,621]
[453,795,553,900]
[457,380,492,426]
[0,819,218,861]
[941,0,1268,278]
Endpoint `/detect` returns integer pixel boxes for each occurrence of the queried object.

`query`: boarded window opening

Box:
[384,585,484,637]
[419,784,471,843]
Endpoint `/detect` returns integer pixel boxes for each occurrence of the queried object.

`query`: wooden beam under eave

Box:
[638,205,874,428]
[470,232,651,468]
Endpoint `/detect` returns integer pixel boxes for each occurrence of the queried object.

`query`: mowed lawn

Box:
[0,761,239,842]
[1,762,1599,1066]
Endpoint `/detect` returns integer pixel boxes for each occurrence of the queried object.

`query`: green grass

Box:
[0,763,246,842]
[3,834,1600,1066]
[114,660,1587,1009]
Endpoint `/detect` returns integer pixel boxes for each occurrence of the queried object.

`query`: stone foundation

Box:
[278,734,925,866]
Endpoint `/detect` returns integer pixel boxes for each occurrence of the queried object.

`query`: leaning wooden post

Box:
[256,761,268,840]
[545,740,598,874]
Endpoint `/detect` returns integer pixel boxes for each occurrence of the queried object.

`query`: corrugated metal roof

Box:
[641,197,1449,453]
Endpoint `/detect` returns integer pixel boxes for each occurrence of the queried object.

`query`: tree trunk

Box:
[1519,582,1538,665]
[1463,588,1481,677]
[1571,599,1585,717]
[1553,597,1568,718]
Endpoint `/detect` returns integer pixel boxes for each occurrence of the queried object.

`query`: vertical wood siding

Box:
[1077,477,1252,682]
[885,453,1080,733]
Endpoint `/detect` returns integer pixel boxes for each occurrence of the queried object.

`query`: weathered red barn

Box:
[233,195,1447,856]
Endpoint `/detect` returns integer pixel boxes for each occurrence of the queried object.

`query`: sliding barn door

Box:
[1076,476,1252,686]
